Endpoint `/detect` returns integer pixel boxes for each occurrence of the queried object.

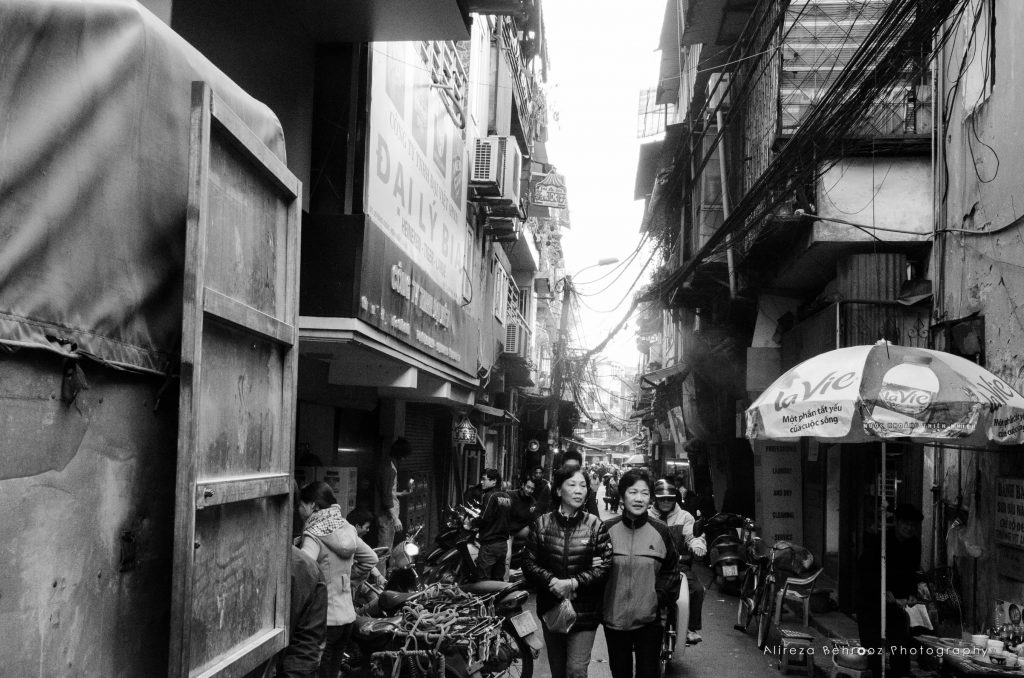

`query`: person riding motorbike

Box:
[650,478,706,645]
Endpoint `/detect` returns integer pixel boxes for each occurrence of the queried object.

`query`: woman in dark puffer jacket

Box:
[524,467,611,678]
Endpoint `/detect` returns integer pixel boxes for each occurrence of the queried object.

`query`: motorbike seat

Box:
[460,579,518,596]
[378,590,415,613]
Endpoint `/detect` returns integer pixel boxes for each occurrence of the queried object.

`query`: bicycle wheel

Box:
[755,581,775,649]
[734,568,758,631]
[660,614,676,677]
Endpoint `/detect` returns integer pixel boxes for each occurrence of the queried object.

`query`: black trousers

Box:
[604,622,663,678]
[476,539,508,581]
[857,601,913,678]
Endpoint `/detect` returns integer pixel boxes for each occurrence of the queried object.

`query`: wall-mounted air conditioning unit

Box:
[504,322,524,356]
[470,136,522,208]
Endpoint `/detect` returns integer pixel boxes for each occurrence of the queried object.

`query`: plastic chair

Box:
[772,568,823,628]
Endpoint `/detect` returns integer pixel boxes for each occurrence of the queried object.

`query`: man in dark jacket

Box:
[509,478,537,535]
[530,465,552,515]
[278,546,328,677]
[475,468,513,581]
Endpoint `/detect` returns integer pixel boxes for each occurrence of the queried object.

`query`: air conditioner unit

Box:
[484,217,521,242]
[504,321,524,356]
[469,136,522,208]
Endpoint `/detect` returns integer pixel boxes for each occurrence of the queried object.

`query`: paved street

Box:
[530,483,784,678]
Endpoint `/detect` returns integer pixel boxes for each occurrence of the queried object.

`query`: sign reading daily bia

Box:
[365,41,468,302]
[359,41,476,374]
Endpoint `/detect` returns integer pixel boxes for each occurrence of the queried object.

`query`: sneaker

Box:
[686,631,702,645]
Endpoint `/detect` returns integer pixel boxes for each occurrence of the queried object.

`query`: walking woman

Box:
[523,467,611,678]
[601,470,680,678]
[298,481,378,678]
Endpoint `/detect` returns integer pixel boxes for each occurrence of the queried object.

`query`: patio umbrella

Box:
[745,342,1024,676]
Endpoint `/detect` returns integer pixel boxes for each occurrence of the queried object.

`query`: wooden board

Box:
[169,82,301,678]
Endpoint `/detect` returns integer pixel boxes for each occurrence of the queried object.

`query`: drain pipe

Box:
[716,109,737,299]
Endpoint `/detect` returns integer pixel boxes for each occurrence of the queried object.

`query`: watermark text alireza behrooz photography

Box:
[764,644,975,658]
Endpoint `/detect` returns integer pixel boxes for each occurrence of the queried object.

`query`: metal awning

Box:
[640,360,691,386]
[473,403,520,423]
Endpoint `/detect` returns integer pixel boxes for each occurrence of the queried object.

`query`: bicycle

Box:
[734,532,775,649]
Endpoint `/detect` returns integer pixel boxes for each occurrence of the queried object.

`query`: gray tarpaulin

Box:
[0,0,286,374]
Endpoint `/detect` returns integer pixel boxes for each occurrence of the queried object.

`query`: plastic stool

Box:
[829,656,870,678]
[778,629,814,676]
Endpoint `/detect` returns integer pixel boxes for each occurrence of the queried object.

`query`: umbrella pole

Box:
[881,441,888,678]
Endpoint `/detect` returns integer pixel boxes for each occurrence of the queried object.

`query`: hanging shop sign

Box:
[453,416,477,444]
[530,171,567,209]
[995,477,1024,549]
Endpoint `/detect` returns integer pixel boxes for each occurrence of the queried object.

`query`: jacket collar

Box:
[621,512,649,530]
[650,504,680,522]
[552,506,585,527]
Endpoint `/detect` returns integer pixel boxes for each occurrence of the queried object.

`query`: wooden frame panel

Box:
[170,82,301,678]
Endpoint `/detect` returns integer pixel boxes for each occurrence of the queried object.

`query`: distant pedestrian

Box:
[375,438,414,549]
[531,465,552,514]
[524,467,611,678]
[298,481,379,678]
[601,470,680,678]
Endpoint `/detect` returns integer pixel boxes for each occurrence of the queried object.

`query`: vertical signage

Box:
[752,441,803,544]
[366,42,468,302]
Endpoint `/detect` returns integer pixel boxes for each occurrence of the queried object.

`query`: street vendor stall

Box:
[746,341,1024,677]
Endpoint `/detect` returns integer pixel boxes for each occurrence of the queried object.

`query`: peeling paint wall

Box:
[0,352,177,677]
[936,1,1024,633]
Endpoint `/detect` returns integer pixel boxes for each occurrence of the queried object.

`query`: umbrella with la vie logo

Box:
[745,341,1024,676]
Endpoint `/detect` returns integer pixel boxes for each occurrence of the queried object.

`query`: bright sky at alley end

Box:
[544,0,664,370]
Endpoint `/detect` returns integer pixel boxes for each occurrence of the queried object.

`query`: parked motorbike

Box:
[699,512,752,592]
[422,503,528,585]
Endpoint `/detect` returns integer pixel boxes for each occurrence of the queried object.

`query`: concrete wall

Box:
[936,1,1024,631]
[167,0,316,211]
[815,156,932,240]
[0,352,178,677]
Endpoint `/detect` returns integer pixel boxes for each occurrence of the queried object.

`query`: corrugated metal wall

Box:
[404,405,438,546]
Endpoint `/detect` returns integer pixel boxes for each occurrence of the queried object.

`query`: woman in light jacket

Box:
[523,467,611,678]
[298,481,378,678]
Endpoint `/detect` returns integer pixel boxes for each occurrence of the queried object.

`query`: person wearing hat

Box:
[855,502,929,678]
[649,478,707,645]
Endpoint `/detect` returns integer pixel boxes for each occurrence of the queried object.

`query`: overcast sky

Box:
[543,0,664,372]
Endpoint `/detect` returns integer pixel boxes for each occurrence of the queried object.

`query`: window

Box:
[493,257,510,323]
[961,0,995,113]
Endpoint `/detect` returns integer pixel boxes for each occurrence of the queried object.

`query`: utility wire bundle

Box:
[646,0,971,305]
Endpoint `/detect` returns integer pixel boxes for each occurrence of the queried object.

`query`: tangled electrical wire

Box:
[645,0,972,306]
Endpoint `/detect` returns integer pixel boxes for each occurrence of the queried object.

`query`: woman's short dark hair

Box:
[299,481,337,510]
[482,467,502,485]
[618,469,651,498]
[552,467,586,494]
[346,507,373,526]
[562,449,583,465]
[390,437,412,459]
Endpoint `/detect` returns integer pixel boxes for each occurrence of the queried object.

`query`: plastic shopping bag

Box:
[542,598,577,634]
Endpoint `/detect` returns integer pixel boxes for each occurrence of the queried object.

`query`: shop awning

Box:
[473,403,519,423]
[640,360,692,387]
